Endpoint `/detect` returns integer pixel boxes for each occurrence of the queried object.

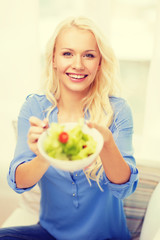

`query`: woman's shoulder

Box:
[109,96,127,109]
[109,96,133,120]
[26,93,48,101]
[18,93,52,119]
[25,93,51,108]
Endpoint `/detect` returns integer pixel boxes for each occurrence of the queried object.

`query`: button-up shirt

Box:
[7,94,138,240]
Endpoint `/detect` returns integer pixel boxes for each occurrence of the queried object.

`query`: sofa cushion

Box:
[124,164,160,239]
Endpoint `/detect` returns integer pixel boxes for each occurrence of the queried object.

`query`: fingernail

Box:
[42,122,46,128]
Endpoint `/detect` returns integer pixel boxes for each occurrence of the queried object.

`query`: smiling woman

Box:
[52,27,101,96]
[43,17,120,128]
[0,16,138,240]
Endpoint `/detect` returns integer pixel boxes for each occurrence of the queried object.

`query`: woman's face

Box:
[53,27,101,96]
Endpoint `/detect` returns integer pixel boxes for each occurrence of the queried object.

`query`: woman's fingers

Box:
[28,127,44,143]
[28,116,49,155]
[29,116,48,128]
[43,118,49,128]
[87,122,103,132]
[28,126,45,135]
[87,122,112,144]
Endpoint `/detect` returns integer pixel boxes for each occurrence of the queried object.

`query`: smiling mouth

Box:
[66,73,88,80]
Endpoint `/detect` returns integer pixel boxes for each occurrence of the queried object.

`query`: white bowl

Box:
[37,122,104,172]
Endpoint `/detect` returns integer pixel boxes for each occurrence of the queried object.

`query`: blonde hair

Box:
[42,16,121,190]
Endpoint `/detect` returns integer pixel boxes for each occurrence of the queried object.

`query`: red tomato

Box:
[58,132,69,143]
[83,145,87,148]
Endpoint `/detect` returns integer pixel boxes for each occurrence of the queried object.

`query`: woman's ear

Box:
[53,57,57,69]
[53,62,56,69]
[52,48,57,68]
[98,58,102,70]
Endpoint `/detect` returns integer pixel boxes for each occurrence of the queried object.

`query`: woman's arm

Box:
[100,132,131,184]
[15,155,50,188]
[87,123,131,184]
[15,116,50,189]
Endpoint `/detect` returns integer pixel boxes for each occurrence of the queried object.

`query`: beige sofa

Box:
[124,164,160,240]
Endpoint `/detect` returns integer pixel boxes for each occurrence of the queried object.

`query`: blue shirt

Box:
[7,94,138,240]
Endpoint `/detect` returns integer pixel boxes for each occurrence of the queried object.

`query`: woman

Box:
[0,16,138,240]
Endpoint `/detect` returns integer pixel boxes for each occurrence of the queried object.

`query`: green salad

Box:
[43,121,97,161]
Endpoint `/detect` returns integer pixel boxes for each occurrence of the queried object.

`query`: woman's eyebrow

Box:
[84,50,97,52]
[61,48,97,52]
[61,48,73,51]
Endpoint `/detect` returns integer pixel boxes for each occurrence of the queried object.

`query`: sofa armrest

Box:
[1,208,39,228]
[153,227,160,240]
[124,164,160,239]
[140,182,160,240]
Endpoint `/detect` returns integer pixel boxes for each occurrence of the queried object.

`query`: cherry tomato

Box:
[83,145,87,148]
[58,132,69,143]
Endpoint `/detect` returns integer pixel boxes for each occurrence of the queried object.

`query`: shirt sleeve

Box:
[100,99,139,199]
[7,95,41,194]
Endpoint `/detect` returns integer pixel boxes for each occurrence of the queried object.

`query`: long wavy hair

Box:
[42,16,121,190]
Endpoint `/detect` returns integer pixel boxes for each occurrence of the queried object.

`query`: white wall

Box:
[0,0,40,195]
[141,1,160,161]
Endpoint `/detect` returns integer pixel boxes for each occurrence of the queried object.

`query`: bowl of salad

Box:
[38,120,104,172]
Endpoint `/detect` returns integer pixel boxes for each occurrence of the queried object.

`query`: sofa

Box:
[124,164,160,239]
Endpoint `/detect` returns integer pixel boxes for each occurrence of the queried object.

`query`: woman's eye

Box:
[84,53,95,58]
[63,52,72,56]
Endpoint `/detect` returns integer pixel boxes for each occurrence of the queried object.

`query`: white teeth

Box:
[68,74,86,79]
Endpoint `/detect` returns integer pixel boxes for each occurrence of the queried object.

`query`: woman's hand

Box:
[27,116,49,155]
[87,122,112,145]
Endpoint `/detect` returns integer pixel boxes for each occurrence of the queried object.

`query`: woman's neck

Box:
[57,94,84,123]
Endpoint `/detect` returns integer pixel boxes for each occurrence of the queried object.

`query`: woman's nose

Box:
[72,55,85,70]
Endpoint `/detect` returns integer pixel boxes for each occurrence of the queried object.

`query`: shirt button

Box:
[72,182,75,185]
[75,174,78,177]
[73,193,76,197]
